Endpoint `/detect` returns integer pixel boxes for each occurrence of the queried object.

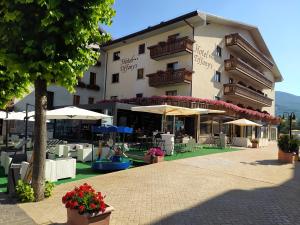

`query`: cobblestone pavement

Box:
[19,143,300,225]
[0,194,36,225]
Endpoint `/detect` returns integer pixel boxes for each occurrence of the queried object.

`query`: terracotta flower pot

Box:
[67,205,114,225]
[278,149,299,164]
[144,154,164,164]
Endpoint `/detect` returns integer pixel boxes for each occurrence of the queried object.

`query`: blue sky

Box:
[103,0,300,96]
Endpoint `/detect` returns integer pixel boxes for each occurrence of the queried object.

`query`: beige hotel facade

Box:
[91,11,282,144]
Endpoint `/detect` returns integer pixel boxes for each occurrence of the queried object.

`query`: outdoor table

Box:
[137,136,153,150]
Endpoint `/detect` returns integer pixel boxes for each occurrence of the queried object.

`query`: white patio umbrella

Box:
[131,104,199,116]
[192,108,225,114]
[46,106,111,120]
[224,118,262,127]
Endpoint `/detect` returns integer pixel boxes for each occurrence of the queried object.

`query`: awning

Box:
[224,118,262,127]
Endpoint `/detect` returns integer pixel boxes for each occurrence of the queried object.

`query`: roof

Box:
[101,10,282,81]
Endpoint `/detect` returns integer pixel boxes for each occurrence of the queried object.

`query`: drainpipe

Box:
[184,19,194,97]
[103,50,108,100]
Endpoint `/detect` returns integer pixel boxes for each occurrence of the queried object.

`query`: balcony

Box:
[147,68,192,87]
[148,36,194,60]
[225,57,273,89]
[225,33,273,71]
[223,83,273,107]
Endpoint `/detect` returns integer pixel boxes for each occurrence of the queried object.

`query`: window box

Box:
[86,84,100,91]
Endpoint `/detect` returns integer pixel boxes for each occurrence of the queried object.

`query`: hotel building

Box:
[88,11,282,145]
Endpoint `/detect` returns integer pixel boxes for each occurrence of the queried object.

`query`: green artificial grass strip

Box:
[0,167,7,193]
[164,148,239,161]
[54,162,102,185]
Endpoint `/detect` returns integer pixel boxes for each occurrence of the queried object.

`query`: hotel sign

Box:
[194,44,213,70]
[120,56,138,73]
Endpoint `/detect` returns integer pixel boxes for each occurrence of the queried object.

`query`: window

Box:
[214,71,221,82]
[229,78,234,84]
[73,95,80,105]
[88,97,94,104]
[112,73,119,83]
[113,51,120,61]
[214,96,221,100]
[216,46,222,57]
[165,90,177,96]
[167,62,178,70]
[47,91,54,109]
[111,96,118,100]
[137,68,144,79]
[90,72,96,85]
[138,43,145,54]
[136,93,143,98]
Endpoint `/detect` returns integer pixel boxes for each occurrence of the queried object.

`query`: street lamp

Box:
[24,103,35,152]
[281,112,296,138]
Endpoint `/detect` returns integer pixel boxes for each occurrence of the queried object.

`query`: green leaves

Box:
[0,0,115,107]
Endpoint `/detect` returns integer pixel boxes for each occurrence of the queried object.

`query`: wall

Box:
[104,25,193,99]
[192,23,276,115]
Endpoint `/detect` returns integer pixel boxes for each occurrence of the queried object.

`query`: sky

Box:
[103,0,300,96]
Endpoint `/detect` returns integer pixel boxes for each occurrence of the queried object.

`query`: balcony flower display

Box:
[62,183,113,225]
[144,147,165,164]
[98,95,280,124]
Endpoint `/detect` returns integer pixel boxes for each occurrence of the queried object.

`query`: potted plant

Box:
[250,139,259,148]
[144,147,165,164]
[62,183,114,225]
[277,135,299,163]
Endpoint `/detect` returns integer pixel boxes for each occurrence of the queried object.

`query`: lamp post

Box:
[25,103,35,152]
[281,112,296,138]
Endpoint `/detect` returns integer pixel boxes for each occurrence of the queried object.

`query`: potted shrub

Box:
[277,135,299,163]
[62,183,114,225]
[250,139,259,148]
[144,147,165,164]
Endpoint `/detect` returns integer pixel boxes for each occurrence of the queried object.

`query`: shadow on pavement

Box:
[150,161,300,225]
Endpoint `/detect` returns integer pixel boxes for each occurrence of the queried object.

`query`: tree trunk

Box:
[32,78,47,201]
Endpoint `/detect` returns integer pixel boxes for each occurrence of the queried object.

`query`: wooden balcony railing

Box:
[147,68,192,87]
[148,36,194,60]
[223,83,273,107]
[225,57,273,89]
[225,33,273,70]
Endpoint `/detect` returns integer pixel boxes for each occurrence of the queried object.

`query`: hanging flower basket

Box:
[62,183,114,225]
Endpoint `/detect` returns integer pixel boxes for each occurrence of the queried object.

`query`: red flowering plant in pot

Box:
[144,147,165,164]
[62,183,114,225]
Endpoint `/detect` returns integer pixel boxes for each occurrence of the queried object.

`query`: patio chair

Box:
[7,149,27,195]
[3,139,28,153]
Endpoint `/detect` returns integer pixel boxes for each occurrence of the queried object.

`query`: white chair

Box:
[55,145,65,157]
[77,147,98,162]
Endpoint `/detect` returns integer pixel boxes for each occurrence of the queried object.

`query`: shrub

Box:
[278,135,299,153]
[16,180,35,203]
[16,180,55,202]
[45,181,55,198]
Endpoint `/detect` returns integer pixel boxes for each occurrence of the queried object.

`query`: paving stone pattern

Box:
[15,143,300,224]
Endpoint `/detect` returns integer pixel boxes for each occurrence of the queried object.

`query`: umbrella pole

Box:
[91,126,94,163]
[5,109,8,149]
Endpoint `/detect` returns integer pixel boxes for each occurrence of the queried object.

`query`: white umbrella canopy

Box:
[131,105,199,116]
[224,118,262,127]
[0,111,7,119]
[46,106,111,120]
[192,108,225,114]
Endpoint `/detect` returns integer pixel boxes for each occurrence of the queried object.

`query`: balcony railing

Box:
[225,33,273,70]
[223,83,273,107]
[225,57,273,89]
[148,36,194,60]
[147,68,192,87]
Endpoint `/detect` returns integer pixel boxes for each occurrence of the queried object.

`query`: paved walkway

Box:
[15,144,300,224]
[0,194,36,225]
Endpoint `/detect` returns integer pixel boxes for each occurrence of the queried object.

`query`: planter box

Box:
[67,205,114,225]
[278,149,299,164]
[144,154,164,164]
[252,142,259,148]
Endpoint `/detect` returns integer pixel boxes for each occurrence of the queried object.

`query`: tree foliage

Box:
[0,0,115,107]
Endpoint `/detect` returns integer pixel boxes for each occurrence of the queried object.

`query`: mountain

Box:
[275,91,300,118]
